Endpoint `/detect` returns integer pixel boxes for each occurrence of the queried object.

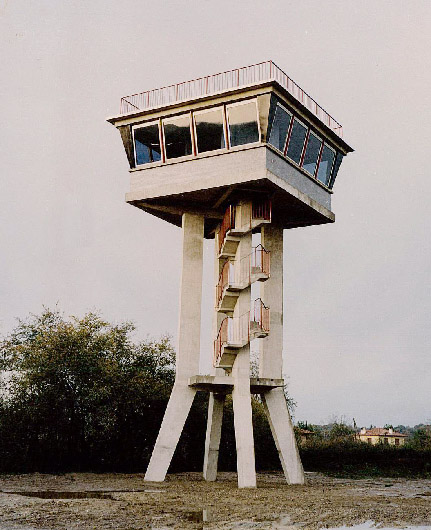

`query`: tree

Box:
[0,308,176,472]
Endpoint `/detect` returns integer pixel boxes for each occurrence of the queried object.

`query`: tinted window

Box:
[286,119,307,164]
[328,151,344,189]
[134,123,161,165]
[268,105,291,152]
[228,101,259,147]
[163,115,193,159]
[316,144,335,185]
[302,132,322,176]
[194,108,225,153]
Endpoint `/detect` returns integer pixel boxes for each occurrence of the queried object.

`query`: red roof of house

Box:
[359,428,408,437]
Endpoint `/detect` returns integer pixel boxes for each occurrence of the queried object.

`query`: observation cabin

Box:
[107,61,353,489]
[107,60,353,236]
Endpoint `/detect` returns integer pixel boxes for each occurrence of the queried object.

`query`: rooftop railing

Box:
[119,61,343,137]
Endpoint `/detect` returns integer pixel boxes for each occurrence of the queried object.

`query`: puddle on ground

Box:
[2,491,115,500]
[324,523,431,530]
[0,489,165,500]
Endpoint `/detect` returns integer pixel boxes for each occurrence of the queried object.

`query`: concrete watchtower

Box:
[107,61,353,488]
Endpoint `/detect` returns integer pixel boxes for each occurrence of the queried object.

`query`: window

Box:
[302,132,322,176]
[268,104,291,152]
[367,438,372,444]
[194,107,226,153]
[286,118,307,164]
[163,114,193,159]
[328,151,344,189]
[134,122,162,165]
[227,100,260,147]
[384,437,389,445]
[395,438,400,446]
[316,144,335,186]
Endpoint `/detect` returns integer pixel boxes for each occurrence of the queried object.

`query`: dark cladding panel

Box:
[119,125,135,168]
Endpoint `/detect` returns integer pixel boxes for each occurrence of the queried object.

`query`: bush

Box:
[299,438,431,478]
[0,309,176,472]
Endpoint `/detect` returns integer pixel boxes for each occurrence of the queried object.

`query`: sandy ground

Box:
[0,471,430,529]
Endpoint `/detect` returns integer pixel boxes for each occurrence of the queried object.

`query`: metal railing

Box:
[213,299,270,366]
[252,298,270,334]
[215,245,271,308]
[119,60,343,137]
[218,204,236,255]
[213,312,250,367]
[217,200,271,255]
[250,244,271,278]
[252,199,272,224]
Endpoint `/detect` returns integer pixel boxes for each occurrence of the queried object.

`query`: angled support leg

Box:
[203,392,225,481]
[262,387,304,484]
[144,384,196,482]
[145,213,204,482]
[259,224,305,484]
[232,347,256,488]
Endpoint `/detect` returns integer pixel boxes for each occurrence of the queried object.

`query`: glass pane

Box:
[163,115,193,159]
[268,105,291,152]
[286,119,307,164]
[228,101,259,147]
[328,151,344,189]
[194,108,225,153]
[134,124,161,165]
[302,132,322,175]
[316,145,335,185]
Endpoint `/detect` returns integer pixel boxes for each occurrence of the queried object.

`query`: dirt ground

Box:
[0,471,430,530]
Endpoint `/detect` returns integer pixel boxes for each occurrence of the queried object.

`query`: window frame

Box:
[315,142,336,185]
[301,130,323,177]
[284,115,308,166]
[226,98,261,149]
[192,106,227,155]
[132,119,163,167]
[162,112,194,161]
[268,102,293,154]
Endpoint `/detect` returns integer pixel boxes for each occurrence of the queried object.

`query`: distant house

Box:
[297,428,316,444]
[357,427,408,446]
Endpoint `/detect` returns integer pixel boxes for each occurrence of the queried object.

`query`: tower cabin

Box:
[107,60,352,237]
[107,61,353,489]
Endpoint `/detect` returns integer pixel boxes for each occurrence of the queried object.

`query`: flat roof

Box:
[116,60,344,138]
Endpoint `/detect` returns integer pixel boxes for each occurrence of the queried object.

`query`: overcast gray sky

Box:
[1,0,430,427]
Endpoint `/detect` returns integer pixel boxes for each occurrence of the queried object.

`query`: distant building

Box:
[357,427,408,446]
[298,429,316,444]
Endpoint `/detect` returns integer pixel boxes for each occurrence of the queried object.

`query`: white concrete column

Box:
[144,213,204,482]
[203,392,225,481]
[203,235,226,481]
[231,229,256,488]
[262,387,305,484]
[258,224,304,484]
[144,384,197,482]
[259,224,283,379]
[176,213,205,383]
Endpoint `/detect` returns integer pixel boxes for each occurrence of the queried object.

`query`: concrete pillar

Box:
[231,230,256,488]
[259,224,283,379]
[144,213,204,482]
[203,235,226,481]
[262,387,305,484]
[258,224,304,484]
[203,393,225,481]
